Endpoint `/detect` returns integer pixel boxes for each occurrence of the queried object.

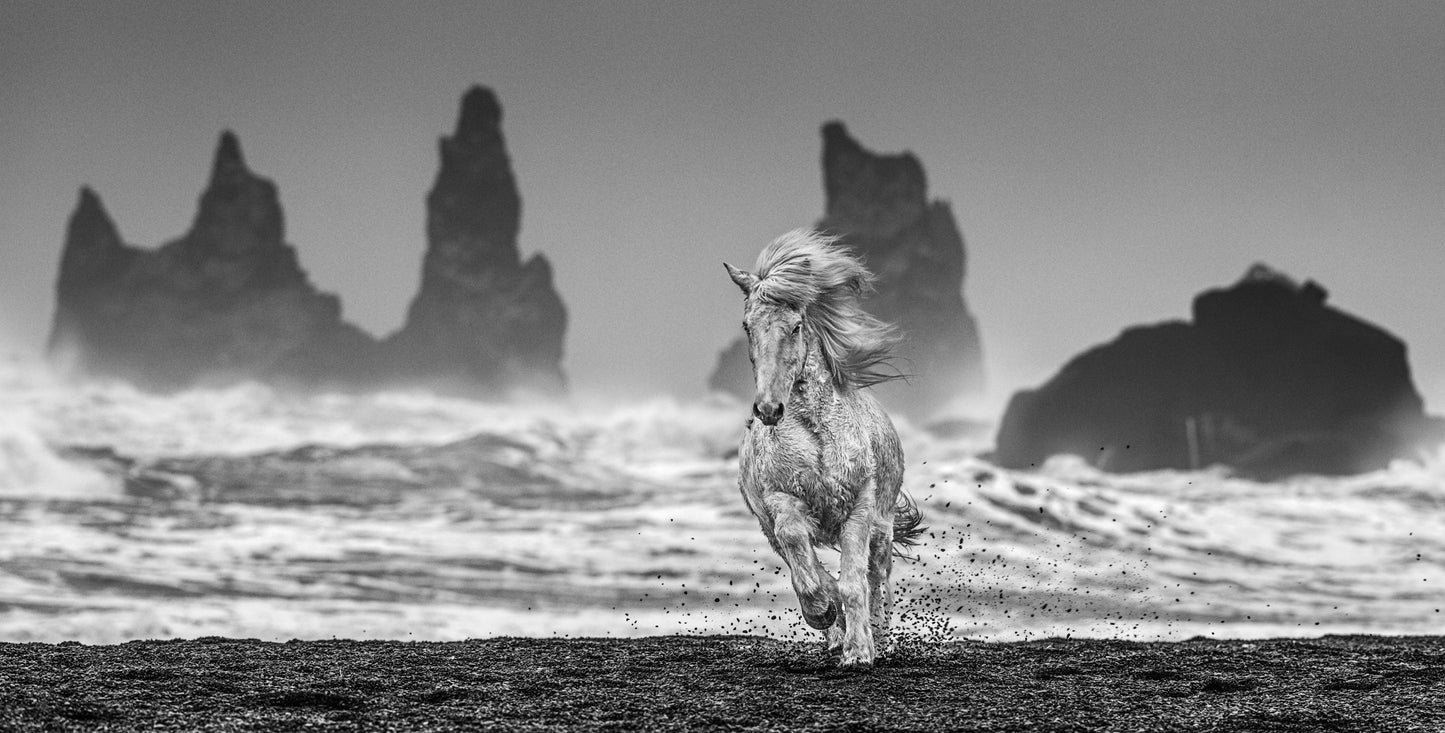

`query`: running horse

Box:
[724,228,923,669]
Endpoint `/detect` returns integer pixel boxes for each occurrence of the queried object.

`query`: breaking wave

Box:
[0,356,1439,644]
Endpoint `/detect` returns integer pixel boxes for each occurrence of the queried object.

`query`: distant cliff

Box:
[47,86,567,396]
[994,265,1444,479]
[710,122,984,418]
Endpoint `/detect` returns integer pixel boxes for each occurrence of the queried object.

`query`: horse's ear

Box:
[724,262,757,295]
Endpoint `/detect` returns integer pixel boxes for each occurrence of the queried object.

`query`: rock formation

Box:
[994,265,1444,478]
[47,134,375,391]
[709,122,984,419]
[47,86,567,396]
[383,86,567,395]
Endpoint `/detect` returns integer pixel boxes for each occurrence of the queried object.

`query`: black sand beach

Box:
[1,634,1441,731]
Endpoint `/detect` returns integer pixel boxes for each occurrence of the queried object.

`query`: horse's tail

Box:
[891,491,926,558]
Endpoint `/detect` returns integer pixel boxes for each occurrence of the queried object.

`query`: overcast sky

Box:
[3,1,1443,412]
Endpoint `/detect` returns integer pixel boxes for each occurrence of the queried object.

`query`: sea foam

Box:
[0,356,1440,643]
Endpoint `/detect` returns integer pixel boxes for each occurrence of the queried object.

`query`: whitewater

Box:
[0,354,1440,644]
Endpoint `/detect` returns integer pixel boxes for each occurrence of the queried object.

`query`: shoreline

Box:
[2,634,1442,731]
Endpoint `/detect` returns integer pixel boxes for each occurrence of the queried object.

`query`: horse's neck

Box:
[794,331,842,425]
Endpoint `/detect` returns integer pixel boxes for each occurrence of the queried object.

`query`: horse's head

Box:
[726,262,806,426]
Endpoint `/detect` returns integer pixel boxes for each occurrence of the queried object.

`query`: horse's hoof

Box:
[821,601,838,629]
[837,637,875,671]
[804,600,838,630]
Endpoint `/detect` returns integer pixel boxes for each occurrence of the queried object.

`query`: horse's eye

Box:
[791,323,801,335]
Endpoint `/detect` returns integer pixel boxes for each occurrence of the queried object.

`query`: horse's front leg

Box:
[837,503,876,669]
[868,523,894,656]
[764,494,838,632]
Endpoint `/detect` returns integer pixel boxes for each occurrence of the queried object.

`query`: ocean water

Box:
[0,355,1440,644]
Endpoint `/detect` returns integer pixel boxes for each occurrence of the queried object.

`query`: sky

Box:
[2,1,1443,413]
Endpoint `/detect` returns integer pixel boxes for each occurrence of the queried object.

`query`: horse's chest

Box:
[741,418,868,540]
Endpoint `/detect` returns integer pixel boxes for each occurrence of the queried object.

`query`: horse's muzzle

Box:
[753,400,784,426]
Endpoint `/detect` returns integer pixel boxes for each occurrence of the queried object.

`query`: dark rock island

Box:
[47,86,566,396]
[710,122,984,419]
[995,265,1444,478]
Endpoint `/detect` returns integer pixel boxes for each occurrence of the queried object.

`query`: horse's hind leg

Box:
[765,494,838,632]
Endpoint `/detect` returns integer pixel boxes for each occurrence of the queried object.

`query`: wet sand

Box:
[1,634,1442,731]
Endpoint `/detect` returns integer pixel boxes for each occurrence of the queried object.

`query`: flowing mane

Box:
[751,229,902,390]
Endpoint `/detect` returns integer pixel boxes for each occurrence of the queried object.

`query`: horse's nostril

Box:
[753,401,784,425]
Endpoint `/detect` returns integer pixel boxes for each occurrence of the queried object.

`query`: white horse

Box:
[725,228,922,670]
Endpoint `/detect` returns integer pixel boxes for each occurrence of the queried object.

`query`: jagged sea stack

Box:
[47,86,568,397]
[994,265,1444,479]
[385,86,567,395]
[47,133,374,390]
[710,122,984,419]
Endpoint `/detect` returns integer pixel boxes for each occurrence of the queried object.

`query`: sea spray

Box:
[0,357,1439,643]
[0,407,116,499]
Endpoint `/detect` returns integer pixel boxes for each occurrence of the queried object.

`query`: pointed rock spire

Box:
[67,186,123,251]
[455,86,503,140]
[821,121,927,239]
[55,186,131,298]
[188,130,284,254]
[424,85,521,266]
[391,85,567,395]
[210,129,249,183]
[50,185,139,361]
[76,185,103,212]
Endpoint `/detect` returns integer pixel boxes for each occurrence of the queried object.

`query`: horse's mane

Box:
[752,228,903,390]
